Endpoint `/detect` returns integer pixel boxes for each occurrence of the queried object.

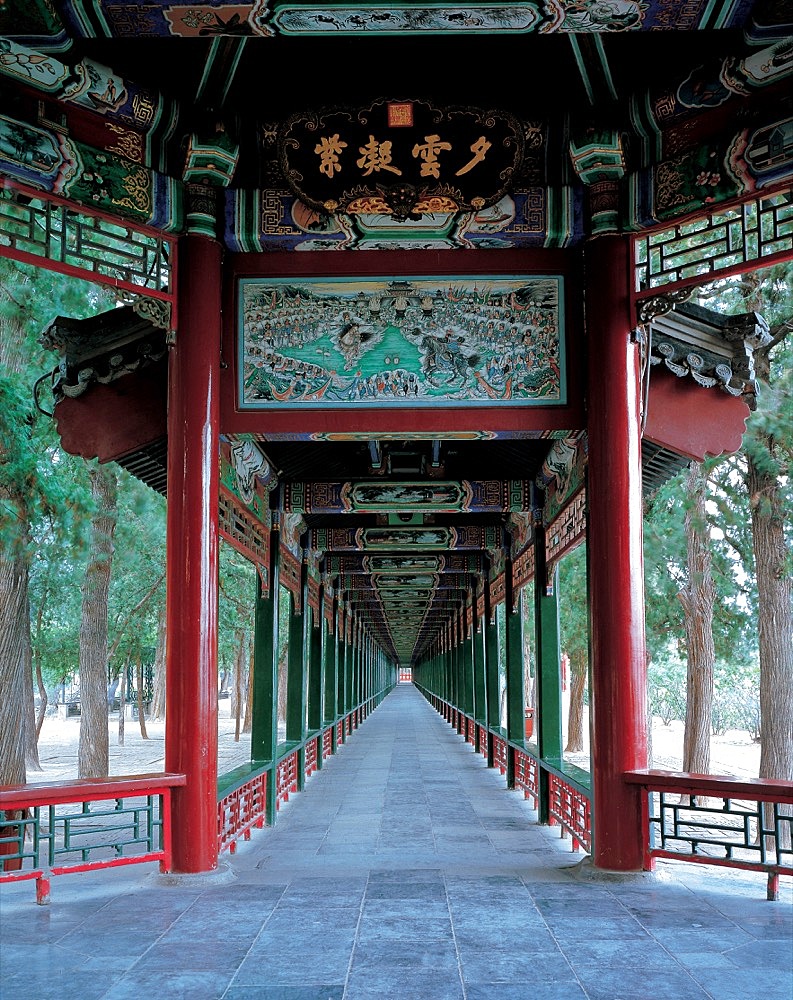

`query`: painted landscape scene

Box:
[239,275,565,408]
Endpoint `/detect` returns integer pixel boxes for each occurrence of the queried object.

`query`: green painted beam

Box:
[250,527,280,827]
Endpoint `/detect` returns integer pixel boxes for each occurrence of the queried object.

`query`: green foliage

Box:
[557,541,588,664]
[106,471,167,669]
[644,459,758,667]
[648,653,687,725]
[643,261,792,738]
[0,257,116,548]
[696,263,792,525]
[648,652,760,735]
[1,257,168,692]
[712,658,761,738]
[219,543,256,672]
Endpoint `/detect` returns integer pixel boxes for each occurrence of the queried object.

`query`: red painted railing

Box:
[305,737,318,779]
[626,769,793,900]
[548,772,592,853]
[493,734,508,775]
[1,703,383,898]
[217,770,267,855]
[427,695,591,851]
[421,691,793,899]
[276,751,299,809]
[514,748,539,807]
[216,706,379,854]
[0,773,185,904]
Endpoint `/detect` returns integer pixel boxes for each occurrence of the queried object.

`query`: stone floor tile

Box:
[466,981,587,999]
[224,988,344,1000]
[2,685,789,1000]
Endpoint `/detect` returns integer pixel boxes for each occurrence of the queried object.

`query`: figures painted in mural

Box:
[274,6,538,34]
[419,330,479,386]
[239,276,564,408]
[336,320,367,370]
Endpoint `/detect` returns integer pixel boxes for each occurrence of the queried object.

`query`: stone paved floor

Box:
[1,684,791,1000]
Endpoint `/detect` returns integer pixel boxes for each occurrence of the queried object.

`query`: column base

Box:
[151,862,237,888]
[568,855,668,886]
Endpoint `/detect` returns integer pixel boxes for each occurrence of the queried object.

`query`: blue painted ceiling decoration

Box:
[0,1,789,249]
[4,1,768,42]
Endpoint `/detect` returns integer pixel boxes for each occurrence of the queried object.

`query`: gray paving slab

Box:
[1,683,790,1000]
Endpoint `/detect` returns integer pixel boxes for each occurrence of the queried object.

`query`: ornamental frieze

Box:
[545,487,586,574]
[279,543,302,610]
[316,525,497,552]
[512,542,536,592]
[282,479,532,513]
[218,489,270,593]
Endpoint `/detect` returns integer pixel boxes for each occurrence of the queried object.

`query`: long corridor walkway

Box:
[1,684,790,1000]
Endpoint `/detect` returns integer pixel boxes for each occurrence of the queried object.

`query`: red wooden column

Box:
[585,234,648,871]
[165,229,222,873]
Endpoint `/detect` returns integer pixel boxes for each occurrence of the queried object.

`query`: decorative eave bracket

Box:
[648,300,771,409]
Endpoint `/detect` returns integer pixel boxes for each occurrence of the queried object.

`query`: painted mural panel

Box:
[239,275,565,408]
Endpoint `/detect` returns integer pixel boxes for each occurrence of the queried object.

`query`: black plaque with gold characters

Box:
[277,98,525,221]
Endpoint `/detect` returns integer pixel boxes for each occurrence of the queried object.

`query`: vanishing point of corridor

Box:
[1,684,790,1000]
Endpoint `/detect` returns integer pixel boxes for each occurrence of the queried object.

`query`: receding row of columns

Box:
[162,232,396,873]
[416,236,649,871]
[412,541,564,810]
[162,231,648,874]
[251,531,394,825]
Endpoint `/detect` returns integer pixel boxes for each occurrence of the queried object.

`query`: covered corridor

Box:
[1,684,790,1000]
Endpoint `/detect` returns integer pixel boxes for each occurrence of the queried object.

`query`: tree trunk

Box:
[679,462,715,775]
[731,273,792,846]
[565,650,587,753]
[34,653,48,743]
[136,656,148,740]
[0,542,28,787]
[747,447,793,847]
[77,465,118,779]
[234,630,245,742]
[32,585,49,743]
[117,663,126,746]
[149,608,167,721]
[22,588,41,771]
[277,650,288,729]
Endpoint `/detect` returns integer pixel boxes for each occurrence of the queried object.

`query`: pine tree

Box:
[0,258,114,784]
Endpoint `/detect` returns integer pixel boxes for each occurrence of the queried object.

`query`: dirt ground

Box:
[26,698,762,785]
